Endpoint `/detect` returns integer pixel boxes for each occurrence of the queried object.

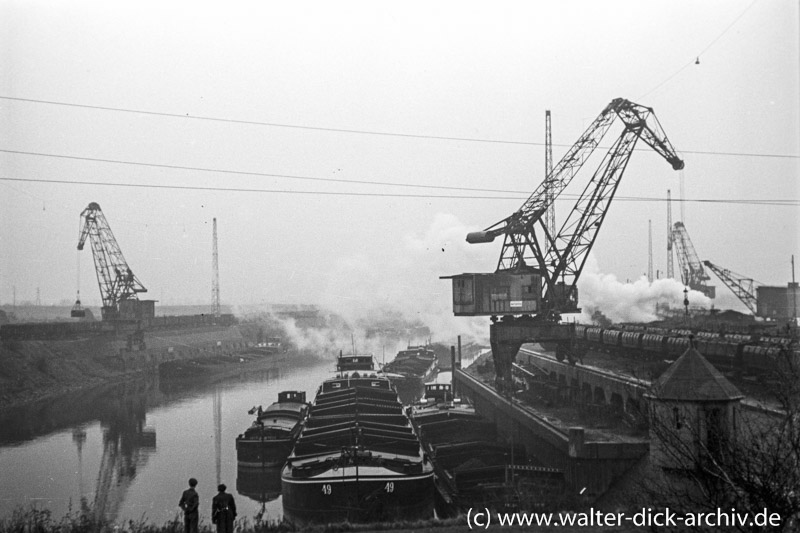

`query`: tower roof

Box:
[648,347,743,402]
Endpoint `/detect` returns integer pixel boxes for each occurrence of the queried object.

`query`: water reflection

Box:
[0,378,159,446]
[0,353,462,525]
[0,365,285,448]
[236,465,282,505]
[0,377,161,523]
[91,408,156,522]
[0,356,305,525]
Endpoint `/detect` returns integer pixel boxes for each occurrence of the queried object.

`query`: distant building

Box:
[756,282,800,322]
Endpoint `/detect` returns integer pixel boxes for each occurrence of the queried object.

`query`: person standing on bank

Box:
[178,478,199,533]
[212,483,236,533]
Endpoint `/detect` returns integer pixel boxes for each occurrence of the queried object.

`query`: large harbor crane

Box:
[77,202,148,321]
[444,98,684,391]
[702,260,758,314]
[671,221,715,298]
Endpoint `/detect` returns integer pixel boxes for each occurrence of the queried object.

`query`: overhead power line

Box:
[0,176,520,200]
[2,95,797,160]
[0,148,525,194]
[0,95,534,147]
[1,176,797,207]
[2,148,798,206]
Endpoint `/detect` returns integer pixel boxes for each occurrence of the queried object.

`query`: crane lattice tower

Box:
[648,219,653,283]
[544,110,555,238]
[666,190,674,280]
[212,218,220,318]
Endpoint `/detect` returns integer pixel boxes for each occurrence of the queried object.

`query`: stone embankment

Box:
[0,325,253,409]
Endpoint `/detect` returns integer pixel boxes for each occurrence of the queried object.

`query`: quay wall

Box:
[454,367,648,498]
[517,348,784,420]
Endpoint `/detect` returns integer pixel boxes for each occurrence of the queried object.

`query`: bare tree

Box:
[637,345,800,532]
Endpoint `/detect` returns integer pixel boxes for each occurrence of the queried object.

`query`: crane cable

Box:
[75,216,82,310]
[76,252,81,306]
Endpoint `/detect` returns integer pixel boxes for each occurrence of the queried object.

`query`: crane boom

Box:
[467,99,620,245]
[703,260,758,314]
[466,98,684,317]
[77,202,147,320]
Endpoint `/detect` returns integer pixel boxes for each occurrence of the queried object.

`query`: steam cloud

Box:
[246,214,711,355]
[314,212,493,347]
[575,255,712,323]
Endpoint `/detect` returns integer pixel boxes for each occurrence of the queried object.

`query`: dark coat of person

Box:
[212,488,237,533]
[178,486,199,533]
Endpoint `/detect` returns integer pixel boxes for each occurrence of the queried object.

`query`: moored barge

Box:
[381,345,438,403]
[281,353,435,524]
[382,345,438,381]
[236,390,308,467]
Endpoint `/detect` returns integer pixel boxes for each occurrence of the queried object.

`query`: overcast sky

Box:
[1,1,798,333]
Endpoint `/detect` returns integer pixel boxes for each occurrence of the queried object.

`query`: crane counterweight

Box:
[466,231,495,244]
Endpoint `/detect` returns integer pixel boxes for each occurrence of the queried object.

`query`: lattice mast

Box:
[544,110,555,238]
[666,190,674,279]
[212,218,220,318]
[648,219,653,283]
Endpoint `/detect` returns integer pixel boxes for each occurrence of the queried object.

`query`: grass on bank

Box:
[0,507,474,533]
[0,506,647,533]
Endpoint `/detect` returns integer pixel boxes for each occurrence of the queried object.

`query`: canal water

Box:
[0,355,337,526]
[0,351,473,527]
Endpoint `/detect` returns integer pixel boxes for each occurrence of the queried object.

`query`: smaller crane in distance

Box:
[672,221,715,298]
[77,202,148,321]
[702,260,758,314]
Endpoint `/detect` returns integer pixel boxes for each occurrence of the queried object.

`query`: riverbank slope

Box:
[0,324,257,409]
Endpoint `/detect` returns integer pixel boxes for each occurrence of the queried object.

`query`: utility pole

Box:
[648,220,653,283]
[667,190,674,280]
[544,110,555,238]
[212,218,220,318]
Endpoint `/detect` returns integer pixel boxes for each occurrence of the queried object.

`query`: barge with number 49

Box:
[281,352,435,524]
